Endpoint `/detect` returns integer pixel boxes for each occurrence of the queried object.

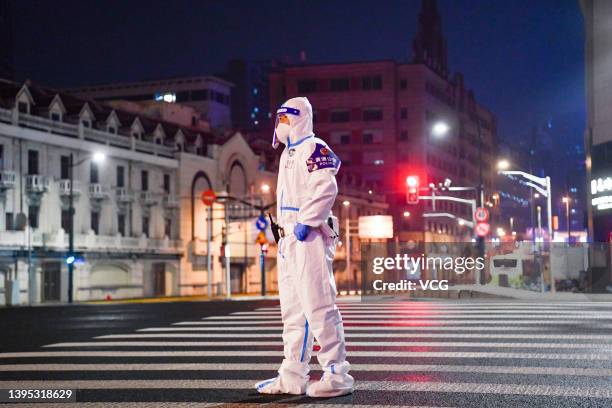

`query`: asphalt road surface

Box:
[2,298,612,407]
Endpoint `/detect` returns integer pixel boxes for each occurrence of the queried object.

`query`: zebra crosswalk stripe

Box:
[4,300,612,405]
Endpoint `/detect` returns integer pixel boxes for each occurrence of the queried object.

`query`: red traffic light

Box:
[406,175,420,204]
[406,175,419,188]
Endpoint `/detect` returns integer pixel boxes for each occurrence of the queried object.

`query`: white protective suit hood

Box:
[272,97,314,149]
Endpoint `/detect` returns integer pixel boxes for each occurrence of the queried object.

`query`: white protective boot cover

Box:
[306,361,354,398]
[255,359,309,395]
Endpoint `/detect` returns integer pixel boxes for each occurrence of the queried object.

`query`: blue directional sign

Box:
[255,215,269,231]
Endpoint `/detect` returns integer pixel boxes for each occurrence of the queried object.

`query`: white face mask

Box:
[274,123,291,147]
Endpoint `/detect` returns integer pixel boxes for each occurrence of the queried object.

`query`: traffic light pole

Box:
[476,119,486,284]
[260,245,266,296]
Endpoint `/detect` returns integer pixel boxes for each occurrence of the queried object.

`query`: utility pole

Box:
[206,205,212,298]
[67,153,75,303]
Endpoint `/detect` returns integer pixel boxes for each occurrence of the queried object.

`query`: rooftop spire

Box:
[412,0,449,78]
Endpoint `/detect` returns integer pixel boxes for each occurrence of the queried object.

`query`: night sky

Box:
[12,0,585,143]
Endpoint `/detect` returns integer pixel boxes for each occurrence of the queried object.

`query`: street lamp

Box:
[403,211,411,218]
[260,183,271,194]
[562,196,571,242]
[431,121,450,138]
[498,163,553,242]
[497,159,510,170]
[67,151,106,303]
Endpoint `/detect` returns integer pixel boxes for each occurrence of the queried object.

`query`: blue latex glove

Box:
[294,223,311,241]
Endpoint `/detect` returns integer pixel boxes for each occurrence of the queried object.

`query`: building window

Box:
[90,162,99,183]
[118,214,126,236]
[165,218,172,238]
[191,89,208,100]
[91,212,100,234]
[0,144,3,169]
[18,101,29,114]
[163,173,171,194]
[5,212,13,231]
[297,79,318,93]
[363,133,374,144]
[400,79,407,90]
[27,150,39,175]
[81,119,91,128]
[117,166,125,188]
[330,110,350,123]
[142,216,149,237]
[61,209,70,232]
[362,75,382,90]
[341,134,351,145]
[108,126,117,134]
[28,206,39,229]
[363,108,383,121]
[141,170,148,191]
[400,107,408,119]
[330,78,350,92]
[60,155,70,179]
[51,112,61,122]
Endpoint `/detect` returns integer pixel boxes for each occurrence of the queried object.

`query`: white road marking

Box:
[150,325,557,332]
[4,363,612,377]
[43,340,612,350]
[101,332,612,341]
[173,319,608,325]
[233,310,612,316]
[205,314,612,320]
[2,350,612,360]
[0,379,612,398]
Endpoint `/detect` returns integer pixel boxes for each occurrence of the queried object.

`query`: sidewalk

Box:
[452,284,612,301]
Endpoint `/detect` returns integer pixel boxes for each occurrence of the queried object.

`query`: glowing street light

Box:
[403,211,411,218]
[342,200,350,207]
[92,152,106,164]
[261,183,271,194]
[431,121,450,138]
[497,159,510,170]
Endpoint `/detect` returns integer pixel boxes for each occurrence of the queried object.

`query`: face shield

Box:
[272,106,300,149]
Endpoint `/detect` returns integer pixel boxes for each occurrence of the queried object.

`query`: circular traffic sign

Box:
[474,207,490,223]
[201,189,216,206]
[255,215,269,231]
[475,222,490,237]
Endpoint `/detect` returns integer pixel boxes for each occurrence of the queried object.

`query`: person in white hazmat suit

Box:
[254,97,354,398]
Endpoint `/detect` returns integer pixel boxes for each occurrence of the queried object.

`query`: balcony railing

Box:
[163,194,180,208]
[58,179,81,196]
[116,187,133,203]
[25,175,48,193]
[0,107,176,159]
[89,183,108,200]
[0,170,16,190]
[0,229,182,253]
[140,191,159,206]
